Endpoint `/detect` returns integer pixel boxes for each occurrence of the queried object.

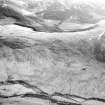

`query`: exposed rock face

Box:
[0,0,105,32]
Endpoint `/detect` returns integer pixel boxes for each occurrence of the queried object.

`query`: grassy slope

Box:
[0,23,105,98]
[1,0,105,99]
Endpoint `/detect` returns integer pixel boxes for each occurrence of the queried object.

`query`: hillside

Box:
[0,0,105,32]
[1,0,105,105]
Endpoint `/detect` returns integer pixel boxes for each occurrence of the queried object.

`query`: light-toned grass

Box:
[0,33,105,98]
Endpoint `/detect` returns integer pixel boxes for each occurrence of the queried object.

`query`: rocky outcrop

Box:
[0,0,104,32]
